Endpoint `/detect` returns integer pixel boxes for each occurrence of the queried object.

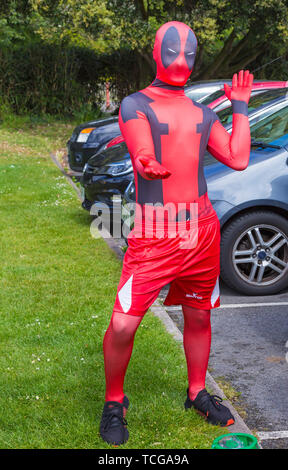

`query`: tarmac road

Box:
[114,235,288,448]
[160,282,288,449]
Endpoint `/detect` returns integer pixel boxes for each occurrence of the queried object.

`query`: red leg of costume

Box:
[182,305,211,400]
[103,311,143,403]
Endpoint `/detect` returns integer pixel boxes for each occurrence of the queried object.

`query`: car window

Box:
[185,86,221,102]
[250,104,288,148]
[204,102,288,167]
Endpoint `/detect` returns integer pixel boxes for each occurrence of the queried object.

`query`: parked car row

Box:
[123,90,288,296]
[67,81,288,296]
[67,79,287,173]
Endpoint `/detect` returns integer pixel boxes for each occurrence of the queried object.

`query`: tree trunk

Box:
[139,50,156,76]
[218,31,255,73]
[227,47,264,74]
[135,0,148,20]
[192,43,204,78]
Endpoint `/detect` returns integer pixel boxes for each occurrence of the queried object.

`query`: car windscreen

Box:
[87,123,120,145]
[201,89,225,105]
[217,88,288,125]
[185,85,222,102]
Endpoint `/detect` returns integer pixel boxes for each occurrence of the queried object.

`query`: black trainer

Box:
[184,388,235,427]
[100,395,129,445]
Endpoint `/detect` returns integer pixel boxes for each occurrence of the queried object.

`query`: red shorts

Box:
[113,212,221,316]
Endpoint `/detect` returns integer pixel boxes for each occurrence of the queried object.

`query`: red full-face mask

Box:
[153,21,197,87]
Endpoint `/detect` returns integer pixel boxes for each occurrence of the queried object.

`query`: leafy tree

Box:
[0,0,36,46]
[25,0,288,79]
[1,0,288,117]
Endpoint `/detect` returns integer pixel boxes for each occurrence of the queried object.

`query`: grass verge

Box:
[0,119,227,448]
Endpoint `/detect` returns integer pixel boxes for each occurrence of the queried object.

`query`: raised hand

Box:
[138,156,171,180]
[224,70,254,104]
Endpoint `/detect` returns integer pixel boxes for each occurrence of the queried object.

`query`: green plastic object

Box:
[212,433,259,449]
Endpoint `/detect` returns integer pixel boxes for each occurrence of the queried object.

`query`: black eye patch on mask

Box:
[161,26,181,68]
[184,29,197,70]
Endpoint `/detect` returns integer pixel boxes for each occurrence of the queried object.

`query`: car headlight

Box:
[103,160,133,176]
[76,127,96,143]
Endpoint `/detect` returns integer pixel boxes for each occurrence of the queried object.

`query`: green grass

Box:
[0,119,228,449]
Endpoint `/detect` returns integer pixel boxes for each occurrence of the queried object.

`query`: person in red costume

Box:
[100,21,253,446]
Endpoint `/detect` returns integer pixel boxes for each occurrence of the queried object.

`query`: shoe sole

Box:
[192,408,235,427]
[100,428,129,447]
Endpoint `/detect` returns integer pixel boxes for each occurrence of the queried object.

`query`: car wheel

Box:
[82,196,93,211]
[220,210,288,295]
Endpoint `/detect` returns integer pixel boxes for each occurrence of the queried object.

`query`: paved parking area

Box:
[115,234,288,448]
[159,282,288,449]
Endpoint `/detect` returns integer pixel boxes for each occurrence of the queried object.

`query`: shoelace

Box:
[202,394,223,411]
[103,408,128,432]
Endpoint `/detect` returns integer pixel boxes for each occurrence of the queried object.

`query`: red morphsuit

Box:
[119,21,253,224]
[103,21,253,410]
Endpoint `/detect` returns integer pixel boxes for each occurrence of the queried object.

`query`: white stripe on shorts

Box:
[210,276,220,307]
[118,274,133,313]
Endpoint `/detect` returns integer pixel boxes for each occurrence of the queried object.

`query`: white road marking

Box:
[257,430,288,440]
[165,302,288,310]
[219,302,288,309]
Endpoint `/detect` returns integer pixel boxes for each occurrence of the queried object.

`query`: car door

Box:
[212,103,288,295]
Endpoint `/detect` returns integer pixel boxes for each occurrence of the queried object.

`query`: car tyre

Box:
[220,210,288,295]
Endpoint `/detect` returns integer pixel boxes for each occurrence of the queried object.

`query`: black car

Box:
[81,141,132,213]
[67,116,120,173]
[122,90,288,296]
[68,80,233,173]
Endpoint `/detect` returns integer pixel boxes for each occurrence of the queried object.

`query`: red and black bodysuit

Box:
[119,21,252,227]
[101,22,253,435]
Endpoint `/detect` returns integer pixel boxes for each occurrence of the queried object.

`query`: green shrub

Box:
[0,41,151,118]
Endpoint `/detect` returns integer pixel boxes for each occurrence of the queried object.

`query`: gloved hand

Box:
[224,70,254,104]
[138,156,171,180]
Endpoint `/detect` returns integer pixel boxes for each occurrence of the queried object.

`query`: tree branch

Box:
[200,29,236,79]
[217,31,253,72]
[229,31,253,60]
[228,47,264,73]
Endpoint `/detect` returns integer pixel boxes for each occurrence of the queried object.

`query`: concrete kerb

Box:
[151,299,253,436]
[50,152,83,200]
